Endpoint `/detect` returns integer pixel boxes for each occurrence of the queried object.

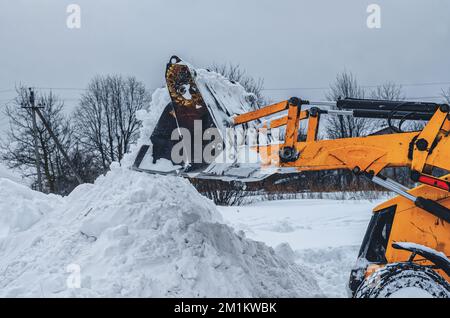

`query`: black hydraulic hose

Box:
[398,112,416,132]
[387,102,410,133]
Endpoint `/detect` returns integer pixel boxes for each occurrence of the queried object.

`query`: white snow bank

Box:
[0,178,62,238]
[0,164,322,297]
[0,164,27,185]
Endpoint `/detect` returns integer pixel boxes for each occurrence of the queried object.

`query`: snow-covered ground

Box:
[0,168,382,298]
[0,167,324,297]
[219,199,378,298]
[0,163,25,185]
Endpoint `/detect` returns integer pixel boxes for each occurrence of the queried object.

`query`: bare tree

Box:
[1,87,89,194]
[73,75,150,172]
[442,87,450,104]
[190,178,248,206]
[210,63,266,109]
[326,71,370,139]
[371,82,404,100]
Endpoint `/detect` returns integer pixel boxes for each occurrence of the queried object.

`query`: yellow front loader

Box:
[232,97,450,297]
[133,56,450,297]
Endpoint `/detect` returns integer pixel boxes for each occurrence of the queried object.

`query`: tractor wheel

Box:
[355,262,450,298]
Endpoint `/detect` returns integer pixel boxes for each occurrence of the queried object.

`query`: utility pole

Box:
[34,107,84,185]
[28,88,43,192]
[23,88,84,190]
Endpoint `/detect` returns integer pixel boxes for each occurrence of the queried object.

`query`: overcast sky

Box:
[0,0,449,112]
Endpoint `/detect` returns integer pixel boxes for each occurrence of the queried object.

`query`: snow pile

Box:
[0,164,322,297]
[0,164,26,185]
[0,178,62,238]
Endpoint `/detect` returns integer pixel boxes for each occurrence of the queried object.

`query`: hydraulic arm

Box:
[233,98,450,223]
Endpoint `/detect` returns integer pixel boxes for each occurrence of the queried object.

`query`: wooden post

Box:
[29,88,43,192]
[34,107,84,185]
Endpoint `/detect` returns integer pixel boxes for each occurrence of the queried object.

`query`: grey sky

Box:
[0,0,449,112]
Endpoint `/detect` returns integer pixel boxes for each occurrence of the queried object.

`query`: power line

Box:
[0,81,448,106]
[0,87,87,95]
[0,89,16,94]
[261,81,450,91]
[35,87,86,91]
[398,81,450,87]
[0,80,449,94]
[404,96,445,100]
[0,98,17,104]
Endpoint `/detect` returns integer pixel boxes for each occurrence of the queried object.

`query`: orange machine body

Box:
[233,98,450,288]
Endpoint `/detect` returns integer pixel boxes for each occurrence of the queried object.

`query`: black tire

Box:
[355,262,450,298]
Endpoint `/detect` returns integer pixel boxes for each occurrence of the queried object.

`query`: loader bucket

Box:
[132,56,274,181]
